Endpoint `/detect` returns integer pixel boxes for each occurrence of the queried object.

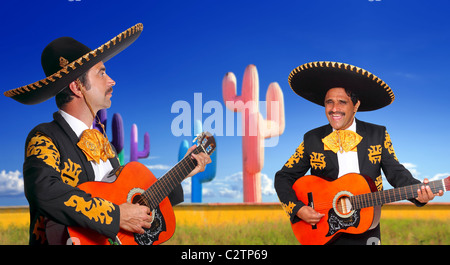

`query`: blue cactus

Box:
[178,120,217,202]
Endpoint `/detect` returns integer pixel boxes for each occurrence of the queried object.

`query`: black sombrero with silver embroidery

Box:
[288,61,395,111]
[4,23,143,105]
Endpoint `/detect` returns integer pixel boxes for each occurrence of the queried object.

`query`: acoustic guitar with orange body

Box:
[291,173,449,245]
[66,132,216,245]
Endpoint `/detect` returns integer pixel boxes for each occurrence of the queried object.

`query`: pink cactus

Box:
[222,64,285,202]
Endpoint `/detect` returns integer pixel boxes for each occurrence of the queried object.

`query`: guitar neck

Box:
[352,178,449,209]
[141,146,203,209]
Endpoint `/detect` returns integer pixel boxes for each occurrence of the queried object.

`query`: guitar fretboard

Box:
[351,178,447,210]
[140,146,203,209]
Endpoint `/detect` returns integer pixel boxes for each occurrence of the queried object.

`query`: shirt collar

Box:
[58,109,92,139]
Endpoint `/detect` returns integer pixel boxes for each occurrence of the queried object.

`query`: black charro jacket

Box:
[274,119,424,244]
[24,112,183,244]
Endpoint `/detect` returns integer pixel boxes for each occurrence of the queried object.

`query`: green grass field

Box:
[1,219,448,245]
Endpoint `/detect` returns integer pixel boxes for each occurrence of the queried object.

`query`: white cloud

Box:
[191,171,276,201]
[145,164,171,171]
[0,170,24,196]
[401,162,449,182]
[430,173,450,181]
[261,173,276,196]
[202,172,243,199]
[402,162,421,179]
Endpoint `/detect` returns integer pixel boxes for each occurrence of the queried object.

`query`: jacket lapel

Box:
[356,119,368,172]
[322,124,339,174]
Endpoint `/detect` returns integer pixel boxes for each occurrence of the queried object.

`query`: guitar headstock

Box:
[194,132,216,155]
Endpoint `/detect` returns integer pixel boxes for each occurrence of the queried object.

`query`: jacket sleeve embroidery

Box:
[64,195,116,225]
[284,142,304,168]
[32,216,47,244]
[26,132,60,172]
[280,201,296,217]
[383,130,398,162]
[60,159,82,187]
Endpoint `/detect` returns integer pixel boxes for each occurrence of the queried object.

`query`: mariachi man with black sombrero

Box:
[4,23,211,245]
[274,61,443,245]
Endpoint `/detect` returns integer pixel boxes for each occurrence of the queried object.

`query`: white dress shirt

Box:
[335,118,360,178]
[59,110,113,182]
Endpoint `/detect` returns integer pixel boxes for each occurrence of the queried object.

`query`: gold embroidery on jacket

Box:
[285,142,304,168]
[32,216,47,244]
[384,131,398,162]
[64,195,115,225]
[375,175,383,191]
[60,159,82,187]
[310,152,326,170]
[281,201,296,217]
[26,132,60,172]
[368,145,382,164]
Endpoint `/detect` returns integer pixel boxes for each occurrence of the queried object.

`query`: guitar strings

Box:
[135,148,199,208]
[297,180,445,214]
[133,146,203,209]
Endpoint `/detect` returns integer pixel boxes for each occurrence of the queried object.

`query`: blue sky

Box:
[1,0,450,206]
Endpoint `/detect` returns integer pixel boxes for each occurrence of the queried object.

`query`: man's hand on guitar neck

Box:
[296,206,325,226]
[119,202,153,234]
[416,178,444,204]
[184,144,212,179]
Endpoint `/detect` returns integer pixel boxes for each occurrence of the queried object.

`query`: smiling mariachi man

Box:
[274,61,443,245]
[4,23,211,245]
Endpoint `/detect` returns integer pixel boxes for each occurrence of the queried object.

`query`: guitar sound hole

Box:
[132,194,143,204]
[132,194,150,208]
[336,196,352,215]
[332,191,354,218]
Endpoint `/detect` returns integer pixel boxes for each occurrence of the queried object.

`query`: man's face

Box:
[83,61,116,111]
[324,87,360,130]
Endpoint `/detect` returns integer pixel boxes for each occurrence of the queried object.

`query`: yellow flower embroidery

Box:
[26,132,60,172]
[368,145,382,164]
[375,175,383,191]
[64,195,115,225]
[281,201,296,217]
[310,152,326,170]
[384,131,398,162]
[32,216,47,244]
[285,142,304,168]
[60,159,82,187]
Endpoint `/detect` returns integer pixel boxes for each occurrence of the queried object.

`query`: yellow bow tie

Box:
[77,129,115,163]
[322,130,363,153]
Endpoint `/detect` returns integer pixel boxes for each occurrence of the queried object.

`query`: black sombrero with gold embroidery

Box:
[4,23,144,105]
[288,61,395,111]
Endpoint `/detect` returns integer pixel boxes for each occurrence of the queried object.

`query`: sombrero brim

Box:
[4,23,144,105]
[288,61,395,111]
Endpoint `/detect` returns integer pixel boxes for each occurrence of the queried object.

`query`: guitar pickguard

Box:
[326,209,361,237]
[133,206,167,245]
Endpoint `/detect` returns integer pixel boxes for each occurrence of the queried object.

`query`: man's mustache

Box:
[328,111,345,116]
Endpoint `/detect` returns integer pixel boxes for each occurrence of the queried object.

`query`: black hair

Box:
[345,88,359,106]
[55,71,90,109]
